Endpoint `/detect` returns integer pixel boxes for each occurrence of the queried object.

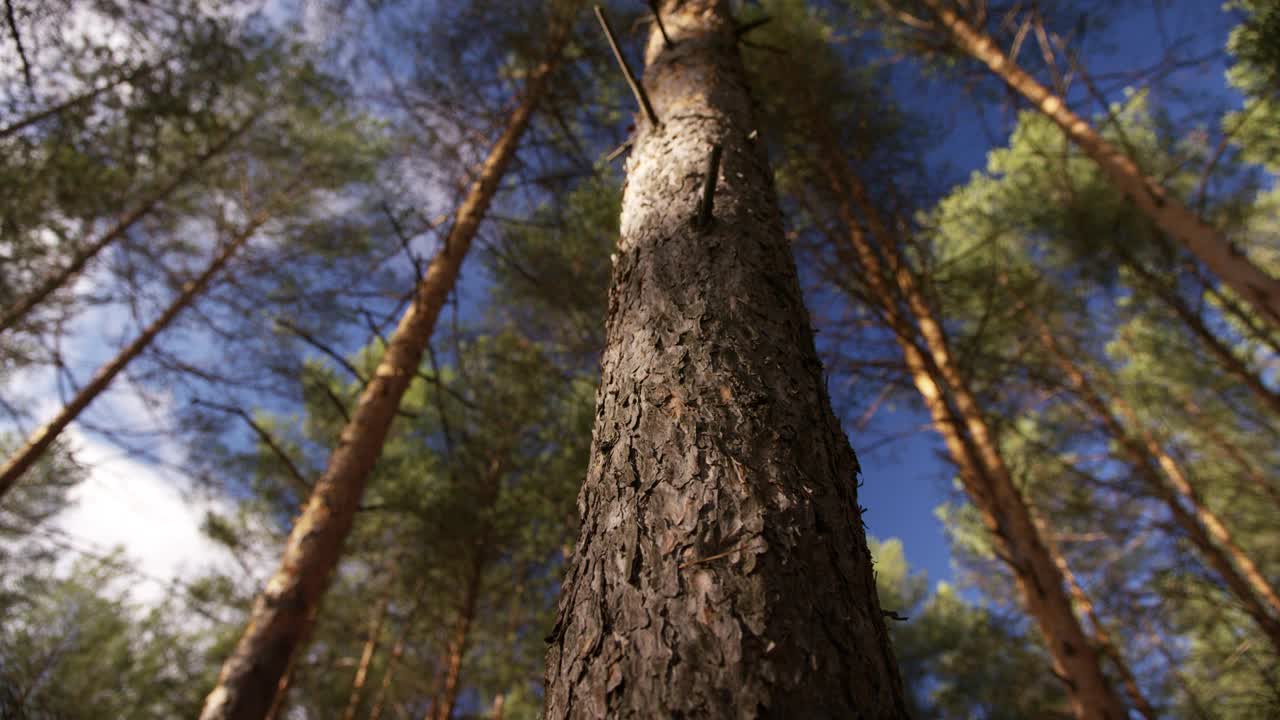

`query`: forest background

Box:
[1,0,1277,717]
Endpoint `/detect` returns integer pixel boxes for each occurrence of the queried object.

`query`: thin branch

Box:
[735,16,772,37]
[594,5,659,127]
[646,1,672,48]
[4,0,32,92]
[695,143,723,230]
[192,398,313,498]
[276,318,367,384]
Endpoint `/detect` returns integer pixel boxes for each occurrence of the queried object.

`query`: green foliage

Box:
[0,554,222,718]
[871,537,1070,718]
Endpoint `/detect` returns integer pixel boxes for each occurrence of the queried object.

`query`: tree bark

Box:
[198,25,568,718]
[542,3,907,717]
[1038,517,1157,720]
[0,201,278,499]
[0,114,257,335]
[367,581,427,720]
[914,0,1280,330]
[427,549,485,720]
[1035,322,1280,653]
[815,152,1130,719]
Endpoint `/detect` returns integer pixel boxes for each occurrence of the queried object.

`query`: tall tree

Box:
[866,0,1280,329]
[740,5,1130,714]
[199,13,574,717]
[543,2,906,716]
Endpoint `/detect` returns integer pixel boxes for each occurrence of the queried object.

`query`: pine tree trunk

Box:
[1038,518,1157,720]
[914,0,1280,330]
[428,551,485,720]
[0,203,276,498]
[341,573,395,720]
[367,581,427,720]
[1178,396,1280,511]
[542,3,907,717]
[1121,257,1280,418]
[198,24,568,719]
[819,157,1130,719]
[0,114,256,335]
[1037,323,1280,653]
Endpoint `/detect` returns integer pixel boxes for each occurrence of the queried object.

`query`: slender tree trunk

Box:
[342,573,396,720]
[913,0,1280,329]
[0,61,156,139]
[543,3,907,716]
[1121,256,1280,418]
[367,581,427,720]
[1036,323,1280,652]
[198,28,568,716]
[488,693,505,720]
[1178,396,1280,511]
[819,156,1129,719]
[0,115,256,335]
[427,549,486,720]
[0,203,276,499]
[1038,518,1157,720]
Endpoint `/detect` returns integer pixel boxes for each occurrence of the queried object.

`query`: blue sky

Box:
[5,0,1251,613]
[824,0,1246,589]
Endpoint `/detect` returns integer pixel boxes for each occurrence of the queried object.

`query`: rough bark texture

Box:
[818,160,1128,719]
[198,27,567,719]
[916,0,1280,330]
[0,115,255,335]
[0,205,274,499]
[543,3,907,717]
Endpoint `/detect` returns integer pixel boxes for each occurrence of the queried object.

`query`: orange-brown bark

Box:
[820,156,1129,718]
[427,551,485,720]
[1036,322,1280,653]
[198,23,569,719]
[367,581,427,720]
[341,573,395,720]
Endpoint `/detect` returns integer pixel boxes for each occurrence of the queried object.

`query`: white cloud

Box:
[51,426,245,606]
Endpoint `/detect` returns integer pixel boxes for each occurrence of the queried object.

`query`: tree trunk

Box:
[1120,255,1280,418]
[1038,517,1157,720]
[1036,322,1280,653]
[1178,396,1280,511]
[367,581,427,720]
[914,0,1280,330]
[542,3,907,717]
[0,202,277,499]
[198,23,568,718]
[341,573,395,720]
[818,156,1129,719]
[427,550,485,720]
[0,114,256,335]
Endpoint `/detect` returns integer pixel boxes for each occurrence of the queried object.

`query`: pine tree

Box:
[543,2,906,716]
